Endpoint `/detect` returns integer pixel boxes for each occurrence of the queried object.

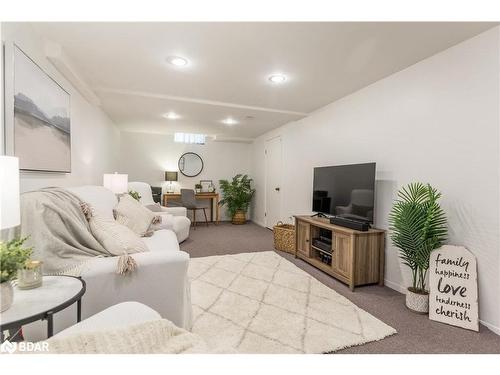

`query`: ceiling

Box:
[31,22,497,139]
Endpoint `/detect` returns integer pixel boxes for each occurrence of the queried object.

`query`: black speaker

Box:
[330,217,369,231]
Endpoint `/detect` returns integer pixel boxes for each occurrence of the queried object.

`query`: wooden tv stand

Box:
[294,216,385,291]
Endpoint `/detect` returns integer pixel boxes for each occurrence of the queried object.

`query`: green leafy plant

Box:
[0,237,33,283]
[218,174,256,219]
[128,190,141,201]
[388,183,447,293]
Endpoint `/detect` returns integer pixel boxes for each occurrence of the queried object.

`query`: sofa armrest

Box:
[161,206,187,217]
[55,302,161,338]
[80,251,191,327]
[22,251,192,341]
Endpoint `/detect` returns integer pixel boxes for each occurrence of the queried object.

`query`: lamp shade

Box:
[0,156,21,230]
[103,172,128,194]
[165,171,178,182]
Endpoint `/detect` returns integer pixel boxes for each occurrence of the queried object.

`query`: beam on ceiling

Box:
[94,87,309,116]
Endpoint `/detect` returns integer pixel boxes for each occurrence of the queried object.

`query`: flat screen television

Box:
[312,162,376,223]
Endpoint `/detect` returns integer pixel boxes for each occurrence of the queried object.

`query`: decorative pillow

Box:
[88,208,148,255]
[146,203,163,212]
[114,194,157,236]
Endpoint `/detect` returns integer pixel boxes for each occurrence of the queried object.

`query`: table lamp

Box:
[103,172,128,195]
[165,171,178,193]
[0,156,21,231]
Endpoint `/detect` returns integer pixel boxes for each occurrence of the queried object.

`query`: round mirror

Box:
[178,152,204,177]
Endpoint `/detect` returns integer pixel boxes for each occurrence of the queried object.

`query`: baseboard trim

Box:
[383,279,407,294]
[251,219,267,228]
[479,319,500,335]
[384,279,500,336]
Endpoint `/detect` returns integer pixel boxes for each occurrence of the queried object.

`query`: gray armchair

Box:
[180,189,209,228]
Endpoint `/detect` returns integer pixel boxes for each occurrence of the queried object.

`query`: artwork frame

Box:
[199,179,213,193]
[3,43,71,173]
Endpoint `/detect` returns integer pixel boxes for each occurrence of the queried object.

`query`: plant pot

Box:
[405,287,429,314]
[0,281,14,312]
[232,210,247,225]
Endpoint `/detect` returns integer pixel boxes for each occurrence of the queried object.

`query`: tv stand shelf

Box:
[294,215,386,291]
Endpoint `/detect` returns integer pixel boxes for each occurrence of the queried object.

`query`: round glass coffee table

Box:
[0,276,86,341]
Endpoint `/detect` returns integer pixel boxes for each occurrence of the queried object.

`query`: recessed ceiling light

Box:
[268,74,287,84]
[163,112,181,120]
[222,118,238,126]
[167,56,188,67]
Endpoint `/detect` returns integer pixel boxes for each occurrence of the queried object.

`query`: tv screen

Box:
[312,163,376,223]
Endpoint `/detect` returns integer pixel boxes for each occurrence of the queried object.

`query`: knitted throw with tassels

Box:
[15,188,139,276]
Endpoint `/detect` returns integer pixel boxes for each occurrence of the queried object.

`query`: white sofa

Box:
[23,185,192,341]
[128,182,191,242]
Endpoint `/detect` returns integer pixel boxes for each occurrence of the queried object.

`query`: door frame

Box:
[264,135,282,229]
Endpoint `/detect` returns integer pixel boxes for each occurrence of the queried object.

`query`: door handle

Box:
[275,187,280,191]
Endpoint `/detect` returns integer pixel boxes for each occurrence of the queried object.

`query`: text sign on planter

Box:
[429,245,478,332]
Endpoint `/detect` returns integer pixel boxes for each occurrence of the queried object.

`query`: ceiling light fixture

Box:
[268,74,287,84]
[167,56,188,67]
[163,112,181,120]
[222,118,238,126]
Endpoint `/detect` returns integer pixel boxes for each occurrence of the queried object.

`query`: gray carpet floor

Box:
[180,222,500,354]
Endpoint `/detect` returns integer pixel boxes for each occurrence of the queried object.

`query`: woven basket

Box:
[273,221,296,254]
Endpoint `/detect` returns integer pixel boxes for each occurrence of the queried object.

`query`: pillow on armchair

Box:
[114,195,158,236]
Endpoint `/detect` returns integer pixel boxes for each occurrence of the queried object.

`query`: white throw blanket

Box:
[42,319,234,354]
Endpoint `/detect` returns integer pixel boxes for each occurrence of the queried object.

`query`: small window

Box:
[174,132,206,144]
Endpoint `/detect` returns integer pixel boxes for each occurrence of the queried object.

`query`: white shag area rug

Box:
[189,251,396,353]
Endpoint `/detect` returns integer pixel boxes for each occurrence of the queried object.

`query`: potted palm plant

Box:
[218,174,256,225]
[0,237,32,312]
[388,182,447,314]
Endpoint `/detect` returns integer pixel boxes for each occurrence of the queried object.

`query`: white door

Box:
[265,136,282,229]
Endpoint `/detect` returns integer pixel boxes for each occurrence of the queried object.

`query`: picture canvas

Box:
[13,45,71,172]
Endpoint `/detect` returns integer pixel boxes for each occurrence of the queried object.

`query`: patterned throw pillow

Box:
[114,194,157,236]
[89,208,148,255]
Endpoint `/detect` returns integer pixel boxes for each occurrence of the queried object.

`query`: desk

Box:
[163,192,220,224]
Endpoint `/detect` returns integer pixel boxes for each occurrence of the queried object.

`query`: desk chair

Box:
[180,189,209,228]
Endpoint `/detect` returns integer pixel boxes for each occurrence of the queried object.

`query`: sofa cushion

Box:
[89,208,148,255]
[114,195,157,236]
[68,186,118,220]
[142,229,180,253]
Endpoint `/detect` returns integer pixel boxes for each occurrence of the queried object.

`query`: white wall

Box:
[1,23,120,192]
[119,131,252,221]
[252,27,500,334]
